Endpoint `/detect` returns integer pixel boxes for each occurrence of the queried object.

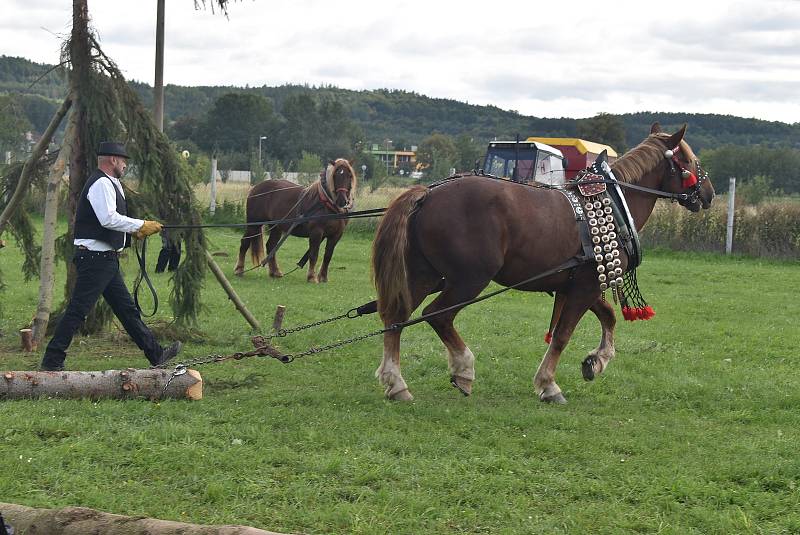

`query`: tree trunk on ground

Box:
[206,250,262,331]
[0,95,72,236]
[0,368,202,400]
[0,502,286,535]
[32,115,76,345]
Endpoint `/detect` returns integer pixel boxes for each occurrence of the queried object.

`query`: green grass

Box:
[1,224,800,534]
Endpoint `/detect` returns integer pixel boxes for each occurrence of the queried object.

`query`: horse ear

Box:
[650,122,662,134]
[328,160,336,166]
[666,124,687,148]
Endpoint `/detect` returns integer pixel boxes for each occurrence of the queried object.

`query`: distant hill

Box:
[3,55,798,152]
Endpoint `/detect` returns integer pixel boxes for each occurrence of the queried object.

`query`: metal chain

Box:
[267,308,360,340]
[272,327,387,363]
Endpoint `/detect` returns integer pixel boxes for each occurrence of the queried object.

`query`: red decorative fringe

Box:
[544,331,553,344]
[621,306,655,321]
[682,173,698,189]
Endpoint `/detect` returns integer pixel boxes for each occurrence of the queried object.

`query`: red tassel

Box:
[544,332,552,344]
[642,306,655,319]
[622,306,634,321]
[682,173,697,188]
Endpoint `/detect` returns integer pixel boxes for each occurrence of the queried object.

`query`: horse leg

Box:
[317,232,341,283]
[581,298,617,381]
[423,281,489,397]
[234,224,261,276]
[265,227,284,278]
[376,270,441,401]
[534,287,599,404]
[306,230,324,283]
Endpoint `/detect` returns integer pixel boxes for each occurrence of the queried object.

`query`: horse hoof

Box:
[389,388,414,401]
[582,356,597,381]
[540,391,568,404]
[307,277,318,284]
[450,375,472,396]
[270,272,284,279]
[233,270,243,277]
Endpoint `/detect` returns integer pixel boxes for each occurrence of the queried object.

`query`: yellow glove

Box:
[134,220,163,239]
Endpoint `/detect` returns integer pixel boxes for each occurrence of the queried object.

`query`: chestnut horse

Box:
[234,159,357,283]
[371,124,714,402]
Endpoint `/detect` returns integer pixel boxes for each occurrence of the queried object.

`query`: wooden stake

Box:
[20,329,35,352]
[0,368,202,401]
[272,305,286,332]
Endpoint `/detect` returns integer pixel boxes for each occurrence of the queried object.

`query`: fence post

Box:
[726,177,736,255]
[209,157,217,216]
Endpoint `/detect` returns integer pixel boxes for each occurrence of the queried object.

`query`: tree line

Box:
[1,55,799,192]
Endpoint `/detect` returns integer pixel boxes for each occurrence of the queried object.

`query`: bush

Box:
[641,200,800,259]
[735,174,779,206]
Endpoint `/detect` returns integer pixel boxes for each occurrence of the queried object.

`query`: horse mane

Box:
[611,133,675,184]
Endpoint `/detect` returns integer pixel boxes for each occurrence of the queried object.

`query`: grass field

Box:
[1,219,800,534]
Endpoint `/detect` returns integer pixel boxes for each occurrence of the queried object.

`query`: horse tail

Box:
[372,185,429,323]
[251,226,265,267]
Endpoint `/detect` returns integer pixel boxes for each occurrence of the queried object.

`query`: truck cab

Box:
[482,140,567,185]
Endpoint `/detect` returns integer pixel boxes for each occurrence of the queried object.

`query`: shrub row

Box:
[641,199,800,259]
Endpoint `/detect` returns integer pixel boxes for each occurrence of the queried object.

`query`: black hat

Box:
[97,142,129,159]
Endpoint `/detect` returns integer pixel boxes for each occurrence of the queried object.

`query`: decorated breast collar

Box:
[565,161,654,321]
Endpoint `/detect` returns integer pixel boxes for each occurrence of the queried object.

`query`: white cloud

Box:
[1,0,798,123]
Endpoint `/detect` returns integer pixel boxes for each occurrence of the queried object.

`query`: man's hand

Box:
[134,220,163,239]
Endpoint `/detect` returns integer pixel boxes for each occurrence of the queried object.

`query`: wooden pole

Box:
[32,112,77,345]
[272,305,286,332]
[153,0,165,132]
[210,157,218,215]
[205,250,261,331]
[0,368,202,400]
[726,177,736,255]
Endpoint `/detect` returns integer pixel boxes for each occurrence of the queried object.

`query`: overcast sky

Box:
[3,0,800,124]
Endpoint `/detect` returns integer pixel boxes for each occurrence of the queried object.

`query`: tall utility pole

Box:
[153,0,165,132]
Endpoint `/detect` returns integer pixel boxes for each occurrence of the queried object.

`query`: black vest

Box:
[74,170,129,250]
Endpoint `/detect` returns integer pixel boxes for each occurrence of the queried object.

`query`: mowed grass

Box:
[1,221,800,534]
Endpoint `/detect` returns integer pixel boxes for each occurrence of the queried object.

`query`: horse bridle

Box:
[319,165,355,213]
[664,144,709,206]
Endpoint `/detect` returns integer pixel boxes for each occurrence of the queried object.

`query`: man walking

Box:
[40,142,182,371]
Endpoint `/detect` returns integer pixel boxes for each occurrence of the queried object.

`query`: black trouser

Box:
[41,249,164,368]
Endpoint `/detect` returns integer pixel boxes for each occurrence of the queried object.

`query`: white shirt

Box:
[73,172,144,252]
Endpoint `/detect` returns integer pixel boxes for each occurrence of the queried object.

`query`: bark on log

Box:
[0,502,287,535]
[0,368,202,401]
[205,250,261,331]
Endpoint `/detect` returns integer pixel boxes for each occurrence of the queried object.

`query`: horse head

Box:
[650,123,715,212]
[325,159,357,211]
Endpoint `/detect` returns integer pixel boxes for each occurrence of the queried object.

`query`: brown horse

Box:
[234,159,357,283]
[371,124,715,402]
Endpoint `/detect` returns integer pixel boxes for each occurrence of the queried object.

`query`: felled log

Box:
[0,368,202,400]
[0,502,287,535]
